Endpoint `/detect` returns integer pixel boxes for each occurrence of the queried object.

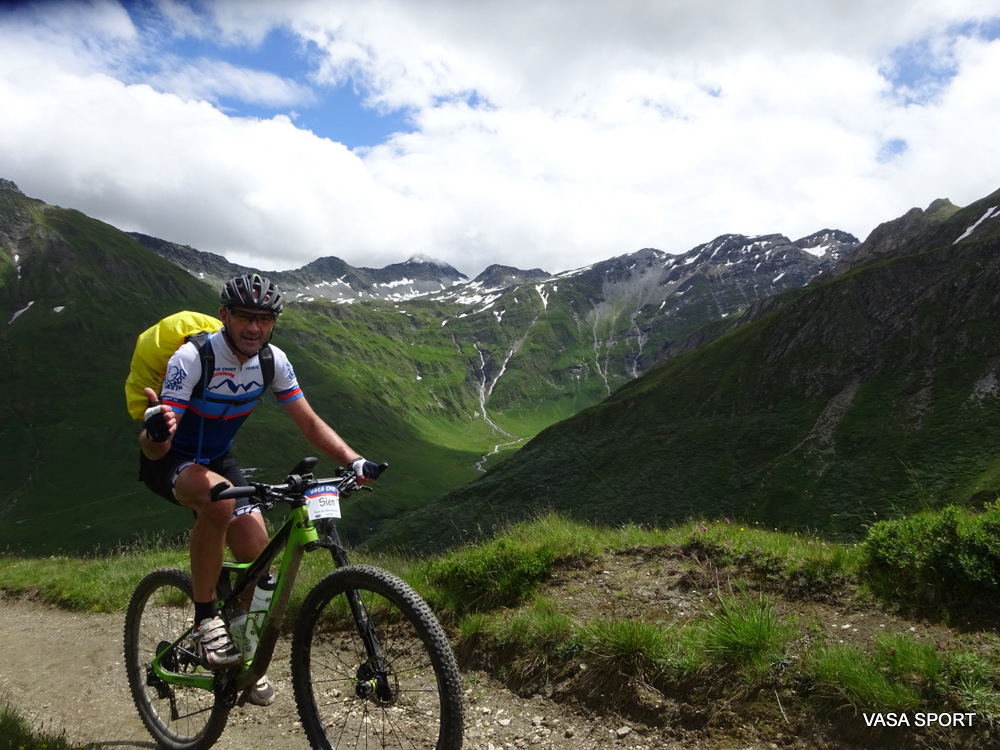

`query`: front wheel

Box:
[292,564,464,749]
[123,568,231,750]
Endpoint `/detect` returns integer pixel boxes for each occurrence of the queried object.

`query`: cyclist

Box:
[138,273,382,706]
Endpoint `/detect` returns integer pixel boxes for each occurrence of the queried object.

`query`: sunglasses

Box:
[227,308,278,325]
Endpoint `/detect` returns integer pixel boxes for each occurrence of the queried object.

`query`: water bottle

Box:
[238,575,277,659]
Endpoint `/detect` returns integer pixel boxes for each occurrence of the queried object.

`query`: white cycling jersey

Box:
[160,330,303,461]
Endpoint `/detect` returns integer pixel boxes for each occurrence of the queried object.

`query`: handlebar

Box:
[209,458,388,510]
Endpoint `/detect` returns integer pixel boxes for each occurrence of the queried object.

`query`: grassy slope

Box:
[2,509,998,750]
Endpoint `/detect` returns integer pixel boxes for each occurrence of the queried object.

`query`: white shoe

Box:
[248,675,275,706]
[192,616,242,669]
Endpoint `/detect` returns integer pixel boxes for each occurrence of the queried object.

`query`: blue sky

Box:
[143,19,414,148]
[1,0,999,277]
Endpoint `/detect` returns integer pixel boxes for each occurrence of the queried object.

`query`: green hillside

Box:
[0,186,640,553]
[0,192,477,552]
[373,189,1000,551]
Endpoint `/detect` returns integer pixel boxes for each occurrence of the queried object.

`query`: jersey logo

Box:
[208,378,268,395]
[163,363,187,392]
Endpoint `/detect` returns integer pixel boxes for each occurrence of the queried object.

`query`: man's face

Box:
[221,306,277,359]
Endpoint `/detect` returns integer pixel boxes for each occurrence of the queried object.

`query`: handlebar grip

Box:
[210,483,257,501]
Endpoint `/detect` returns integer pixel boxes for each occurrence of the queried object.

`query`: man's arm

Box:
[283,395,364,467]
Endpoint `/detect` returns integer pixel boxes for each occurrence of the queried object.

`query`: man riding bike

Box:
[138,273,381,705]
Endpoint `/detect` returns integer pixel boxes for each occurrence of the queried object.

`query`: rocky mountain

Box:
[133,226,856,320]
[133,224,858,402]
[371,187,1000,553]
[129,232,469,303]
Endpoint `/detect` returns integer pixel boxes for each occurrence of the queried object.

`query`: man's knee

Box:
[227,508,268,562]
[175,466,233,518]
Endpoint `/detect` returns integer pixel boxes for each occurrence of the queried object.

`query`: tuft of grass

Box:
[0,694,91,750]
[806,641,923,711]
[577,618,675,684]
[874,632,944,697]
[503,596,576,649]
[422,514,610,612]
[942,649,1000,718]
[688,595,795,678]
[801,630,994,715]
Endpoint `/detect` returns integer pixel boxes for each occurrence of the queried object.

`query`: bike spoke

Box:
[292,565,464,750]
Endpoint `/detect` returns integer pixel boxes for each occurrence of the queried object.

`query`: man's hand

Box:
[350,457,383,484]
[143,387,176,443]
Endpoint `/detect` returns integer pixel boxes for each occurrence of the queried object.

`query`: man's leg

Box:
[228,511,269,564]
[228,511,270,610]
[172,463,250,668]
[174,462,270,601]
[174,464,235,606]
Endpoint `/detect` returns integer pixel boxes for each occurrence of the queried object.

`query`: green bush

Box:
[861,502,1000,611]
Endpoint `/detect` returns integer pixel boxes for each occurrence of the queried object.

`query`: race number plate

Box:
[305,484,341,520]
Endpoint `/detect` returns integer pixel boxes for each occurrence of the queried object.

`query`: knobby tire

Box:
[291,564,465,750]
[123,568,231,750]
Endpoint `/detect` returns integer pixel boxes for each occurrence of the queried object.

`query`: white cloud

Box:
[148,58,317,109]
[0,0,998,277]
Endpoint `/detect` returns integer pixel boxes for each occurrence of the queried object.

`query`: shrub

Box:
[861,502,1000,612]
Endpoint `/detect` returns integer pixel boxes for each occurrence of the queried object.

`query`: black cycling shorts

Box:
[138,450,255,514]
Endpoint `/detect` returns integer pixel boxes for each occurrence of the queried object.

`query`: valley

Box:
[3,178,1000,561]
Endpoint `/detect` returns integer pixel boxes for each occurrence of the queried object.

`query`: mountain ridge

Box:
[366,187,1000,552]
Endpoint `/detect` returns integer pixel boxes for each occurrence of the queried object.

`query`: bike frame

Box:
[149,476,363,700]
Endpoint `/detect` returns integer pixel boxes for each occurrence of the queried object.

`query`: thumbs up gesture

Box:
[143,387,176,443]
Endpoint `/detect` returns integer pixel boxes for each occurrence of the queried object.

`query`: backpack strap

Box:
[258,343,275,391]
[186,331,215,399]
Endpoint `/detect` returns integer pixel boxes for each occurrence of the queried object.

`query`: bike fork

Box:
[324,523,393,702]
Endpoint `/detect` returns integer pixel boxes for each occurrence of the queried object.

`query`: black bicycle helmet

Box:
[220,273,284,314]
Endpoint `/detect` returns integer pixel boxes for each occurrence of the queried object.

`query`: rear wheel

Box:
[292,564,465,749]
[123,568,231,750]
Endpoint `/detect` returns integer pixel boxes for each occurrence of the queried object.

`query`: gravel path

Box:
[0,600,708,750]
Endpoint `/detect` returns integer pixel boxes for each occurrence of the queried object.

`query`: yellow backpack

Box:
[124,311,223,419]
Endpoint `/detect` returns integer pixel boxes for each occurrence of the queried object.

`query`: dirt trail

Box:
[0,599,705,750]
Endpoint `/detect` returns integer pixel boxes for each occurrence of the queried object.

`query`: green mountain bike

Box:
[123,458,465,750]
